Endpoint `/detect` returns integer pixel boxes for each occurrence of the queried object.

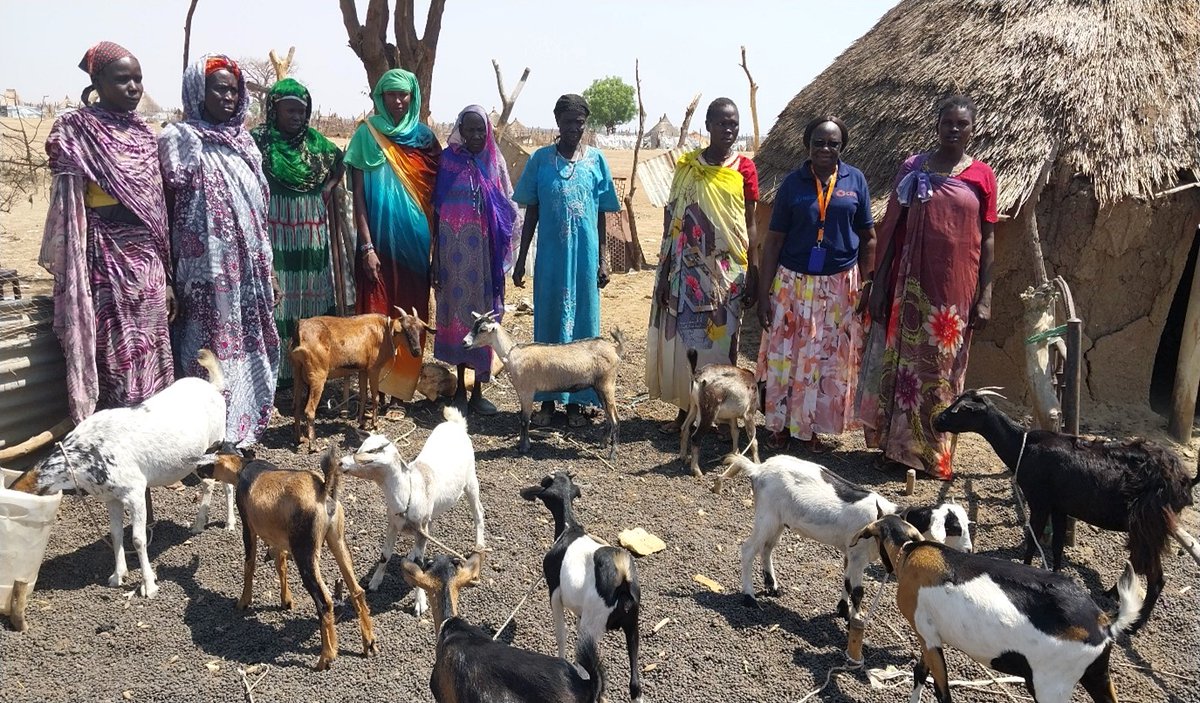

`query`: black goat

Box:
[402,551,604,703]
[934,389,1197,632]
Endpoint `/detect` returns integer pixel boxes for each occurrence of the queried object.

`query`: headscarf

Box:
[179,54,257,162]
[344,68,434,170]
[250,78,342,195]
[78,41,132,77]
[434,105,519,295]
[553,93,590,119]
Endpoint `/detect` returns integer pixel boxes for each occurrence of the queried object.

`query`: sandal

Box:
[805,435,835,454]
[658,410,688,434]
[767,430,790,450]
[566,403,590,428]
[530,404,554,427]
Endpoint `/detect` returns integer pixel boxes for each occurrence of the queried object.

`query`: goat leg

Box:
[1171,524,1200,567]
[275,552,294,609]
[623,616,644,703]
[106,501,128,588]
[327,530,377,657]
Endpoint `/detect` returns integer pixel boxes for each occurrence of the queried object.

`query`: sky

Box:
[1,1,896,132]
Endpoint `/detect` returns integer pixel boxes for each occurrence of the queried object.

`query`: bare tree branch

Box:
[182,0,201,71]
[677,92,702,150]
[338,0,366,59]
[268,47,295,81]
[739,46,761,150]
[624,59,649,271]
[492,60,530,134]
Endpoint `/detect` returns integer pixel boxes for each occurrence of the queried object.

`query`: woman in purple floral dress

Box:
[158,55,279,445]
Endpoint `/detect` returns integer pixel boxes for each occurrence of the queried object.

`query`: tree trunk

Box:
[393,0,447,123]
[1169,253,1200,441]
[492,60,530,136]
[182,0,201,71]
[739,47,760,151]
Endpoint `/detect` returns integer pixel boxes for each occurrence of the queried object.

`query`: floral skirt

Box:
[756,266,862,440]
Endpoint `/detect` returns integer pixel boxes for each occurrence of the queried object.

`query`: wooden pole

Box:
[1169,255,1200,441]
[182,0,201,71]
[1062,317,1082,546]
[9,580,31,632]
[738,47,760,151]
[624,59,648,271]
[492,60,530,136]
[677,92,701,150]
[0,418,73,462]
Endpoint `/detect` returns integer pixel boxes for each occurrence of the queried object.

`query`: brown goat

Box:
[290,308,431,445]
[197,445,377,671]
[680,349,758,477]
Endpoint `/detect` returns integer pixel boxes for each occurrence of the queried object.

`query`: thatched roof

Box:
[755,0,1200,212]
[648,114,679,137]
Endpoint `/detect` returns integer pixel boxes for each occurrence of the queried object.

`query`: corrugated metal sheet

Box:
[636,148,686,207]
[0,296,69,451]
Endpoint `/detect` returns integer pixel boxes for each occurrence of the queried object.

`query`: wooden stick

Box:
[624,59,648,270]
[0,418,74,462]
[1170,524,1200,567]
[492,60,530,136]
[677,92,701,149]
[738,46,760,150]
[9,580,31,632]
[182,0,201,72]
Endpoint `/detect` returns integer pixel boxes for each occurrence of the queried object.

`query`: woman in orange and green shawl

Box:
[646,98,759,432]
[345,68,440,401]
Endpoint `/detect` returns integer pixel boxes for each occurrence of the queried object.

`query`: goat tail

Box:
[610,327,627,359]
[686,348,699,375]
[1108,561,1145,639]
[196,349,225,392]
[442,404,467,427]
[319,444,342,508]
[712,452,761,494]
[1124,446,1187,575]
[577,637,607,703]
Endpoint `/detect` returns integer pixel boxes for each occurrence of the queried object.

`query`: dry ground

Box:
[2,142,1200,703]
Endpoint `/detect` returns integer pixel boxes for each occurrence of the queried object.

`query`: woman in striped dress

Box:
[251,78,344,381]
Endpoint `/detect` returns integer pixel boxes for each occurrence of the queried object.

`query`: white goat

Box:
[341,405,486,617]
[10,349,227,598]
[715,454,971,618]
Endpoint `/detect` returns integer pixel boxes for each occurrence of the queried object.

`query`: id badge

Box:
[807,246,827,273]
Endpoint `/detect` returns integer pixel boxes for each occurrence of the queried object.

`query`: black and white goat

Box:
[934,388,1197,631]
[402,550,605,703]
[856,514,1142,703]
[521,472,644,703]
[10,349,227,598]
[341,405,485,618]
[715,454,972,618]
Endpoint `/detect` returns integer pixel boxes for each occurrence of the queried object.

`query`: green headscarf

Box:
[344,68,434,170]
[250,78,342,195]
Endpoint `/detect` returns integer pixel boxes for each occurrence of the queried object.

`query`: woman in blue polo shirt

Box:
[756,115,876,451]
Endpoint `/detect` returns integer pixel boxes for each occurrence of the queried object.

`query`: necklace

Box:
[555,144,582,181]
[467,160,482,209]
[923,151,973,177]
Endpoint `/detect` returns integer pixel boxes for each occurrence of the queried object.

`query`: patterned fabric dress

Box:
[512,144,621,407]
[858,153,998,479]
[251,79,343,381]
[432,105,518,379]
[646,150,757,409]
[40,106,174,421]
[757,160,873,441]
[158,55,279,445]
[345,69,439,401]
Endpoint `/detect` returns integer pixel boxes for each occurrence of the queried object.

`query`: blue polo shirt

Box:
[770,161,873,276]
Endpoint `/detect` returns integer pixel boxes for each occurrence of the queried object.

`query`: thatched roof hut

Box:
[645,114,679,148]
[754,0,1200,425]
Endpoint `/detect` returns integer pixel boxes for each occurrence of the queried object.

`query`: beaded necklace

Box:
[554,143,583,180]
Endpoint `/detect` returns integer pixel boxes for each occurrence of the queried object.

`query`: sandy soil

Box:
[2,138,1199,702]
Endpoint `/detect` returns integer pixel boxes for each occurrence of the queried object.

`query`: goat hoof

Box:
[281,599,294,610]
[363,638,378,657]
[742,594,761,609]
[236,597,251,610]
[140,582,159,599]
[837,600,851,620]
[314,656,333,671]
[765,586,782,598]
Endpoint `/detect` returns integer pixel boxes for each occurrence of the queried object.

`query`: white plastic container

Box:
[0,466,62,627]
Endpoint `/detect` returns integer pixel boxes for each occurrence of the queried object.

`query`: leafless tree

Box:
[0,114,49,215]
[338,0,447,122]
[492,59,530,136]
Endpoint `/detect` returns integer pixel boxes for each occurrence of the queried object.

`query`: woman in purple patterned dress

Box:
[40,41,174,422]
[158,54,279,445]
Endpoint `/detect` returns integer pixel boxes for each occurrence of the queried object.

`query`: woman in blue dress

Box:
[512,94,621,427]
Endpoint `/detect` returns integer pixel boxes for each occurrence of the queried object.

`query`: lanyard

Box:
[813,167,838,247]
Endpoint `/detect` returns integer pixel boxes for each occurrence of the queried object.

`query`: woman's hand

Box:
[868,278,888,322]
[512,258,526,288]
[165,286,178,323]
[855,279,873,316]
[742,265,759,310]
[969,298,991,330]
[363,250,382,285]
[757,298,772,330]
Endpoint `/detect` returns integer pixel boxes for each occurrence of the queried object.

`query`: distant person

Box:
[344,68,439,403]
[858,95,997,480]
[512,94,621,427]
[756,116,875,452]
[159,54,279,446]
[40,41,174,422]
[250,78,344,383]
[431,104,519,415]
[646,98,759,433]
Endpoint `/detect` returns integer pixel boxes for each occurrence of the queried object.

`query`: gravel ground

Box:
[3,283,1199,703]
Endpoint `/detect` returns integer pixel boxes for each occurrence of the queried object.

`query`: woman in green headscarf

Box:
[251,77,344,381]
[344,68,440,401]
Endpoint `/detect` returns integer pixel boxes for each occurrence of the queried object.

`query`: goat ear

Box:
[423,322,438,333]
[519,485,543,501]
[572,484,582,500]
[400,559,437,592]
[456,551,485,589]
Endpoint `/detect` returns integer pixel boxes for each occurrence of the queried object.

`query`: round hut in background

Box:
[753,0,1200,434]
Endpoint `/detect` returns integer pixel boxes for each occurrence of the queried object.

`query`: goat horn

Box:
[471,311,483,321]
[411,306,420,320]
[975,389,1008,400]
[393,305,406,317]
